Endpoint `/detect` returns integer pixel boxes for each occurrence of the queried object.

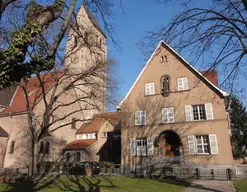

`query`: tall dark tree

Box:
[230,95,247,159]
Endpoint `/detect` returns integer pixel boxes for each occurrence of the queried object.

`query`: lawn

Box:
[0,175,189,192]
[234,180,247,192]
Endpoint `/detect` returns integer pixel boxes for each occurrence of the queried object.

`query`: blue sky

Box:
[102,1,247,107]
[107,1,182,102]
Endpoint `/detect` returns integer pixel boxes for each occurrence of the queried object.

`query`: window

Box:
[145,83,155,95]
[45,142,50,154]
[103,132,108,138]
[177,77,188,91]
[66,152,70,162]
[162,107,175,123]
[196,136,210,154]
[135,111,146,125]
[185,103,213,121]
[76,152,81,162]
[161,75,170,96]
[136,139,147,156]
[71,118,76,129]
[39,142,45,154]
[192,105,206,120]
[188,134,218,155]
[9,141,15,154]
[160,55,167,63]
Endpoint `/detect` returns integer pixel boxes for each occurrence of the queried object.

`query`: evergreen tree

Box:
[230,95,247,159]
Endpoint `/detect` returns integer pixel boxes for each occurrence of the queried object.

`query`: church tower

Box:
[65,5,107,118]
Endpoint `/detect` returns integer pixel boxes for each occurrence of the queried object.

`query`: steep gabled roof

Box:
[117,41,228,109]
[0,72,61,116]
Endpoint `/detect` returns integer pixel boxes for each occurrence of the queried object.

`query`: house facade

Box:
[118,41,233,168]
[0,5,107,169]
[62,112,121,164]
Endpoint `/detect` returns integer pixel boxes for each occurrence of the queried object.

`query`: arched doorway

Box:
[155,130,182,157]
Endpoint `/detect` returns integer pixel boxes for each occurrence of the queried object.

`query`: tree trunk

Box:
[30,136,39,177]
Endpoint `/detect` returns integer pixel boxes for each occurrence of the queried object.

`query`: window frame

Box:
[135,110,146,125]
[177,77,189,91]
[145,82,155,96]
[195,135,210,155]
[136,138,147,156]
[192,104,206,121]
[161,107,175,123]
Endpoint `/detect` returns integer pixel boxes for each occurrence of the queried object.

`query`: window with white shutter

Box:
[209,134,218,154]
[162,107,175,123]
[145,83,155,95]
[177,77,188,91]
[136,139,147,156]
[188,135,196,154]
[185,105,193,121]
[135,111,146,125]
[205,103,214,120]
[130,139,136,156]
[189,134,219,155]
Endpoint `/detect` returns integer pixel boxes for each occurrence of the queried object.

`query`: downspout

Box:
[2,112,12,168]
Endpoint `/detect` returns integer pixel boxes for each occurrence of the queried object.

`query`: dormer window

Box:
[161,75,170,97]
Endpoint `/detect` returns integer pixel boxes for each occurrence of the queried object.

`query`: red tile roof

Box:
[0,72,61,115]
[64,139,97,150]
[200,70,218,86]
[76,117,105,134]
[76,112,120,134]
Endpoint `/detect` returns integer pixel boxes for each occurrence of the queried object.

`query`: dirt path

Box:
[183,180,236,192]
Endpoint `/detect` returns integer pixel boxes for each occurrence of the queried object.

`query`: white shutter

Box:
[188,135,196,154]
[185,105,193,121]
[209,134,218,154]
[130,139,136,156]
[142,146,147,156]
[205,103,214,120]
[147,138,153,155]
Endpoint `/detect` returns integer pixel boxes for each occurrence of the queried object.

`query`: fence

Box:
[100,164,247,180]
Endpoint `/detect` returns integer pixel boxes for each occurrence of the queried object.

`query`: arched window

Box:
[161,55,168,63]
[76,152,81,162]
[66,152,70,162]
[9,141,15,154]
[45,142,50,154]
[161,75,170,97]
[39,142,44,154]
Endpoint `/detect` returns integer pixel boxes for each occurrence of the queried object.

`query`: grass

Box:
[234,180,247,192]
[0,175,190,192]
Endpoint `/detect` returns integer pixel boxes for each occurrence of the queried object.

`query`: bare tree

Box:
[141,0,247,93]
[0,0,116,89]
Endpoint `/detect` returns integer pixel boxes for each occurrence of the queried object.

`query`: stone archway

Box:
[155,130,183,158]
